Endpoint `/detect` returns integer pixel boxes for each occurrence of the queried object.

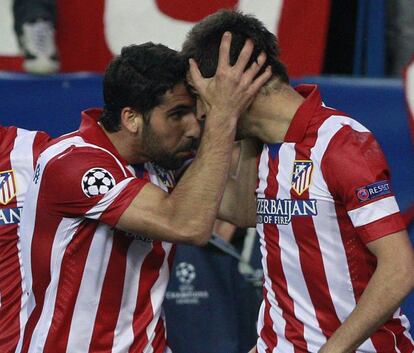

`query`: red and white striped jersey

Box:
[18,109,175,353]
[0,126,50,353]
[256,85,414,353]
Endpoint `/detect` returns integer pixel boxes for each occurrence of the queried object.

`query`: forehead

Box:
[159,82,195,109]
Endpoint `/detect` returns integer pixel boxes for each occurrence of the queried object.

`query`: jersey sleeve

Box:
[321,125,406,243]
[41,146,148,227]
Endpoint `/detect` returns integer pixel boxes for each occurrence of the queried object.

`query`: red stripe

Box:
[262,148,307,352]
[152,316,167,353]
[128,242,166,352]
[333,203,393,353]
[383,318,414,353]
[88,231,132,353]
[320,124,412,350]
[291,143,342,337]
[259,287,277,352]
[20,189,61,353]
[0,126,22,353]
[43,222,97,352]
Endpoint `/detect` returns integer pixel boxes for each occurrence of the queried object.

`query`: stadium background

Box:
[0,1,413,352]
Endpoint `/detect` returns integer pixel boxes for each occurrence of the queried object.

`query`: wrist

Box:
[206,108,239,129]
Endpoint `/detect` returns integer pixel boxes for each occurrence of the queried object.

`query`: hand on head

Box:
[188,32,271,124]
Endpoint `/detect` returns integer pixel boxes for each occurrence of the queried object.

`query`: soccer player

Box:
[182,10,414,353]
[0,126,50,353]
[18,41,271,352]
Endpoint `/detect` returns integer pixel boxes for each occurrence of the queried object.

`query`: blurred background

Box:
[0,1,413,352]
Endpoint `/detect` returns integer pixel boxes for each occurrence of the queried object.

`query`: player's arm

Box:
[218,138,260,228]
[117,33,271,245]
[319,124,414,352]
[319,230,414,353]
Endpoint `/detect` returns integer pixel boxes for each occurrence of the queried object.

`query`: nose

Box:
[185,112,201,140]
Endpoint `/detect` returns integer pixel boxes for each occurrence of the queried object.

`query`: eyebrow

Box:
[166,104,194,115]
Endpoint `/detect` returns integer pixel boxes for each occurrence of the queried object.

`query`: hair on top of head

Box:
[100,42,189,132]
[182,9,288,83]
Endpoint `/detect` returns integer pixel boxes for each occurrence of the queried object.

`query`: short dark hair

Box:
[182,9,288,83]
[101,43,188,132]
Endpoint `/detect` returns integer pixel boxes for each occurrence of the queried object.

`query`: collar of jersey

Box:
[283,84,322,143]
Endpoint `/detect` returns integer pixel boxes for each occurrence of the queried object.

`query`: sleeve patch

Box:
[81,168,116,198]
[355,180,391,203]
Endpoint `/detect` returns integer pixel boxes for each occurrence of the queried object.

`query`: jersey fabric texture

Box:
[0,126,50,353]
[256,85,414,353]
[18,109,174,353]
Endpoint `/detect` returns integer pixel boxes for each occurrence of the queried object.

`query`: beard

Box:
[142,123,196,170]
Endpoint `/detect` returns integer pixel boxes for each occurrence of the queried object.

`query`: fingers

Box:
[188,58,204,91]
[233,38,254,72]
[247,65,272,96]
[241,51,267,84]
[217,32,232,69]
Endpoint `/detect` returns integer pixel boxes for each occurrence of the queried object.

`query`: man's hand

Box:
[189,31,271,125]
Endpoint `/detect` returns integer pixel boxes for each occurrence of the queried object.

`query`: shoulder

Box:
[42,142,131,186]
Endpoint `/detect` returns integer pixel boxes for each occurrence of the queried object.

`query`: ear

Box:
[120,107,143,134]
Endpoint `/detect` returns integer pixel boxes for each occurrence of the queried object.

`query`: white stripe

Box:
[65,223,114,352]
[258,223,294,353]
[112,241,152,352]
[400,314,414,346]
[277,143,323,352]
[406,60,414,119]
[10,129,36,206]
[348,197,400,228]
[19,134,133,352]
[312,115,369,162]
[238,0,284,36]
[309,115,377,351]
[257,337,269,353]
[256,146,294,353]
[27,217,81,352]
[10,129,37,353]
[41,135,130,178]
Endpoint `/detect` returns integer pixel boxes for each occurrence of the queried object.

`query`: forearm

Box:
[320,255,414,353]
[167,114,238,244]
[219,138,259,227]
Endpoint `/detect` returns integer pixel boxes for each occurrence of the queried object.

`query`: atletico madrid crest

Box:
[291,160,313,195]
[0,170,17,205]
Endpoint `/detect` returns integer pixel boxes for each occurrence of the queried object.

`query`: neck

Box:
[100,124,149,165]
[243,83,304,143]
